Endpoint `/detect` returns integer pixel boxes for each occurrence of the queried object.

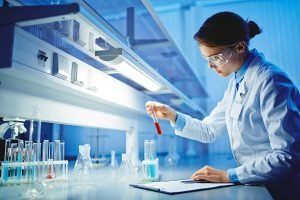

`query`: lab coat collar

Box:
[231,49,264,105]
[235,52,254,84]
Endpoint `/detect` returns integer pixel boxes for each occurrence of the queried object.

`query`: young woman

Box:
[146,12,300,199]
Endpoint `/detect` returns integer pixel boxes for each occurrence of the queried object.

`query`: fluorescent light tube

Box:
[95,48,162,91]
[113,60,161,91]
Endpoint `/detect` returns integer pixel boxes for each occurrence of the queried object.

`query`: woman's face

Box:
[199,43,244,77]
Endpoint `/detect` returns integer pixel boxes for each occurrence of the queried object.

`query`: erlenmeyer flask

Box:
[74,144,93,175]
[119,153,133,181]
[164,135,180,167]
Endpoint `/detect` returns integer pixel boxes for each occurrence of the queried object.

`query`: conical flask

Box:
[74,144,93,175]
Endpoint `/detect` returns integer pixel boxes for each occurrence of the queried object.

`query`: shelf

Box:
[0,1,207,131]
[3,0,207,118]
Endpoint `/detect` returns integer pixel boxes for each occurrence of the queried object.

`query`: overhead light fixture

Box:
[95,48,162,92]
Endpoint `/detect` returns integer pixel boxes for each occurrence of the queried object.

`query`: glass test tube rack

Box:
[0,160,68,185]
[0,139,68,186]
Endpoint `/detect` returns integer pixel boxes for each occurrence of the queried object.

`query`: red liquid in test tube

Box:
[152,105,162,135]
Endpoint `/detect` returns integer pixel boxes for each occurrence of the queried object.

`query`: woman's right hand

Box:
[145,101,177,123]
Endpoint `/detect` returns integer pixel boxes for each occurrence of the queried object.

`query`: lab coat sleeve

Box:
[236,72,300,183]
[173,85,229,143]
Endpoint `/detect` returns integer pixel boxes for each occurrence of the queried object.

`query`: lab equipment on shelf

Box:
[142,139,159,181]
[73,144,93,175]
[0,139,68,185]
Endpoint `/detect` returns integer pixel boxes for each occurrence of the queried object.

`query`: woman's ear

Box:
[236,41,247,53]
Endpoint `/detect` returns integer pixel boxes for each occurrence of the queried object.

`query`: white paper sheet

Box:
[130,180,234,194]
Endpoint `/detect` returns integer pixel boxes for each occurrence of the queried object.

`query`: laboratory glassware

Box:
[164,135,180,167]
[42,140,49,178]
[10,143,18,181]
[151,105,162,135]
[17,140,24,180]
[47,142,55,179]
[119,153,133,181]
[2,140,11,183]
[109,150,119,181]
[60,142,66,177]
[54,140,62,177]
[142,140,159,181]
[74,144,93,175]
[89,130,109,166]
[110,150,119,168]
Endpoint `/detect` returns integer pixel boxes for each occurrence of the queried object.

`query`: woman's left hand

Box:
[191,165,230,183]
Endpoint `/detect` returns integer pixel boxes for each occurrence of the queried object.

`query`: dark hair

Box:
[194,12,262,47]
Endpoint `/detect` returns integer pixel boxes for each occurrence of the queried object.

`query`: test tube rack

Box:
[0,160,68,185]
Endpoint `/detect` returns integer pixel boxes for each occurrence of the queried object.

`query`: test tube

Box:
[17,140,24,180]
[24,141,32,181]
[31,143,37,181]
[54,140,61,177]
[2,140,11,183]
[151,105,162,135]
[42,140,49,179]
[143,140,152,179]
[47,142,55,179]
[9,143,17,180]
[60,142,65,177]
[54,140,61,161]
[36,142,42,181]
[149,140,157,179]
[144,140,150,161]
[42,140,49,161]
[60,142,65,161]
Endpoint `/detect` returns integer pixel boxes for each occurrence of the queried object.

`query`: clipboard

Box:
[129,180,234,195]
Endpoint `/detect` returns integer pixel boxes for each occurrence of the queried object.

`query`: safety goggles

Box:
[202,45,235,68]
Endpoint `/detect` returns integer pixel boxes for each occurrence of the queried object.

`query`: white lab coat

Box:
[175,49,300,184]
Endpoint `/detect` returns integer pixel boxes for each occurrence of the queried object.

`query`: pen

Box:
[181,179,209,183]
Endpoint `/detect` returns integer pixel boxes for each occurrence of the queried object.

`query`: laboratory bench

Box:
[0,155,273,200]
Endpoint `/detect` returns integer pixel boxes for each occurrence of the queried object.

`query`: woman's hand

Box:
[145,101,177,123]
[191,165,230,183]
